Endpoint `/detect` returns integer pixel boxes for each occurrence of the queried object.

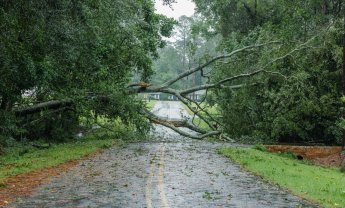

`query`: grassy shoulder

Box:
[219,147,345,208]
[183,102,219,115]
[0,136,118,183]
[182,102,219,130]
[145,100,157,110]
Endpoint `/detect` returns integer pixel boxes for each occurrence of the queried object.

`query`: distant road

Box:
[151,101,190,120]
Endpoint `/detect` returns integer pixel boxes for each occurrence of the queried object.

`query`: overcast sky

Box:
[154,0,195,20]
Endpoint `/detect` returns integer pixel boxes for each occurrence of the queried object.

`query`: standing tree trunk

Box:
[343,14,345,149]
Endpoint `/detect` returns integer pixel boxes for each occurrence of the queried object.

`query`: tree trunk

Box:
[342,12,345,149]
[0,95,8,110]
[14,100,73,116]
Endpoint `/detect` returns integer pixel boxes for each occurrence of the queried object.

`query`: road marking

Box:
[145,145,170,208]
[158,145,170,208]
[145,155,155,208]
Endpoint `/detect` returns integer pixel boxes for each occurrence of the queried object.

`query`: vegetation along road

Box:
[1,1,344,207]
[10,101,316,208]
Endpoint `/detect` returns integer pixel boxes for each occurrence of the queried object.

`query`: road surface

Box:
[11,101,317,208]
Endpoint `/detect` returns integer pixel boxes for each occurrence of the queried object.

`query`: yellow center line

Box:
[158,145,170,208]
[145,144,170,208]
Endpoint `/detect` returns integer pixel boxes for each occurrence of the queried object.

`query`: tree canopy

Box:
[192,0,344,144]
[0,0,344,146]
[0,0,175,142]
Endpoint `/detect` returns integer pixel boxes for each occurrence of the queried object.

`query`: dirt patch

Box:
[265,145,342,160]
[311,152,345,167]
[0,151,101,207]
[265,145,344,167]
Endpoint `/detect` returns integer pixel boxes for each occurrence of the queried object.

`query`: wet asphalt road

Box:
[10,101,317,208]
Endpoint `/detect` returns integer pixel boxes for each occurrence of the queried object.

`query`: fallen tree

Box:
[12,38,317,141]
[2,0,343,146]
[125,38,317,140]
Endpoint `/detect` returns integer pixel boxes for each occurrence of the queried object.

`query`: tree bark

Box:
[14,100,73,116]
[0,95,8,110]
[343,14,345,149]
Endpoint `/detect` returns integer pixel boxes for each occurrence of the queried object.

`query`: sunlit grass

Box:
[183,102,218,115]
[145,100,157,110]
[219,147,345,208]
[182,102,219,130]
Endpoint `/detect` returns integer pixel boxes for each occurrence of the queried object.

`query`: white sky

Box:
[154,0,195,20]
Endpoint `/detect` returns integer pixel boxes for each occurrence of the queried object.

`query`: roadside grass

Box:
[190,117,210,129]
[0,136,118,184]
[182,102,220,130]
[145,100,157,110]
[219,147,345,208]
[183,102,218,115]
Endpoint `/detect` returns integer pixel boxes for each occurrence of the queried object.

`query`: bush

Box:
[252,144,267,152]
[278,151,297,160]
[19,109,78,143]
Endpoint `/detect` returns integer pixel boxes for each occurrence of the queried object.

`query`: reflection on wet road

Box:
[11,101,317,208]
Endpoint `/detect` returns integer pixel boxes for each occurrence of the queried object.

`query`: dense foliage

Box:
[1,0,344,146]
[0,0,174,142]
[194,0,344,144]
